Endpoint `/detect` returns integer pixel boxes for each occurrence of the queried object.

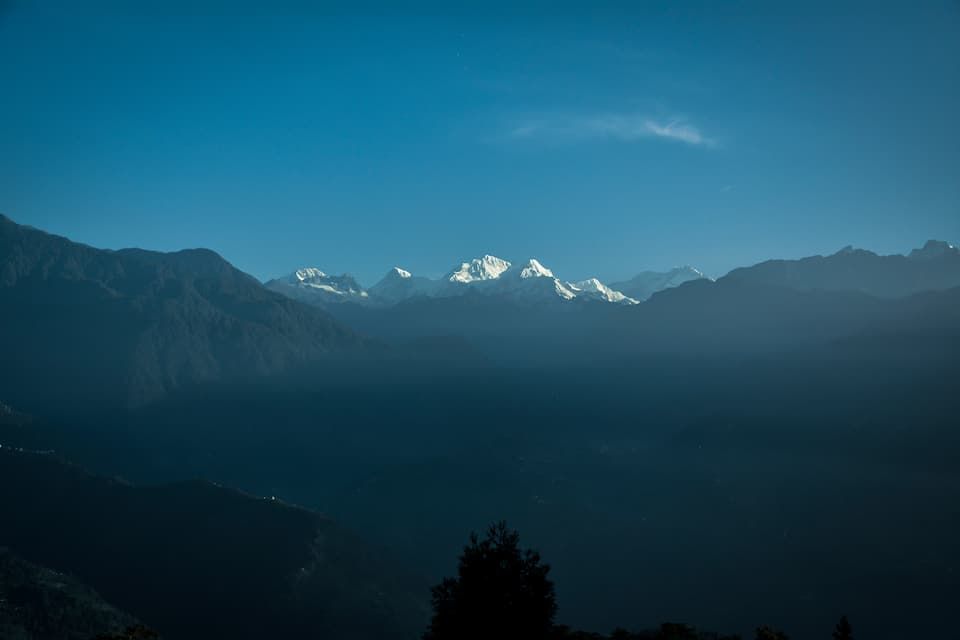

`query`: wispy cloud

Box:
[643,120,709,145]
[508,113,715,148]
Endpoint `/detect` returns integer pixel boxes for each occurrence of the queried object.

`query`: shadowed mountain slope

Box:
[0,447,429,640]
[0,547,148,640]
[0,214,367,411]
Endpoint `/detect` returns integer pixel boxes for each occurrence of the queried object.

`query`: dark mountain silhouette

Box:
[0,547,148,640]
[324,274,960,363]
[605,278,888,354]
[0,214,367,411]
[0,447,429,640]
[723,241,960,298]
[604,278,960,356]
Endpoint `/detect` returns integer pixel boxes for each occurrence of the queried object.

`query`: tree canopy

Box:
[424,521,557,640]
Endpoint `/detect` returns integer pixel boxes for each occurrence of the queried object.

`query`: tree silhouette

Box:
[832,616,852,640]
[424,521,557,640]
[754,626,789,640]
[656,622,701,639]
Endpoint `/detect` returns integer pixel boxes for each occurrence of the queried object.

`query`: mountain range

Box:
[265,254,696,307]
[2,212,959,408]
[309,240,960,360]
[265,239,960,312]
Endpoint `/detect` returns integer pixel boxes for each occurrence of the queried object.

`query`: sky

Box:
[1,1,958,286]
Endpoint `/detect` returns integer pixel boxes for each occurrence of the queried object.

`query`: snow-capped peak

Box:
[266,267,368,305]
[494,258,577,300]
[573,277,605,291]
[292,267,328,283]
[447,255,512,283]
[567,278,639,305]
[516,259,554,279]
[390,267,412,279]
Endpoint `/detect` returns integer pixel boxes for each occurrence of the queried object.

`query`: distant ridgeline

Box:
[2,213,959,410]
[265,240,960,309]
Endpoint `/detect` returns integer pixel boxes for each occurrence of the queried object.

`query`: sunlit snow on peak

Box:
[516,259,554,279]
[293,267,328,282]
[447,255,512,283]
[568,278,639,304]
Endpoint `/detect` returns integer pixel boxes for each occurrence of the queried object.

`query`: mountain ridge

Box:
[270,254,647,308]
[724,241,960,297]
[263,237,960,310]
[609,266,708,302]
[0,214,368,411]
[0,447,429,640]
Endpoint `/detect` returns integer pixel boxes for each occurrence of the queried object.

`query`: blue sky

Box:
[2,1,958,285]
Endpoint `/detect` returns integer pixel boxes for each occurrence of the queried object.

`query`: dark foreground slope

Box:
[0,448,429,640]
[0,214,367,411]
[10,337,955,640]
[0,548,147,640]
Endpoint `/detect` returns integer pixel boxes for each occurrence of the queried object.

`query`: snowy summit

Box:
[447,255,512,284]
